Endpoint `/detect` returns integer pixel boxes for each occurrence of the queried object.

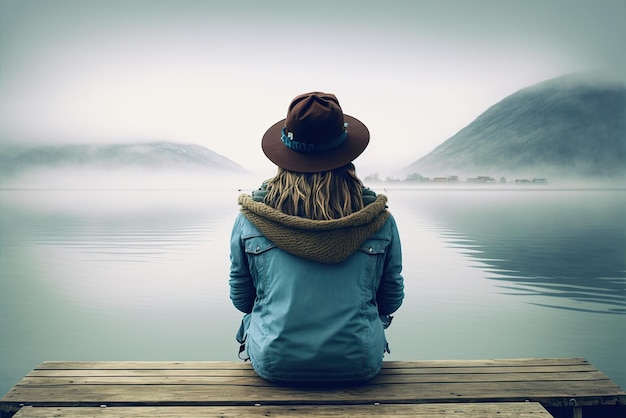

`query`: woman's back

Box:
[229,92,404,384]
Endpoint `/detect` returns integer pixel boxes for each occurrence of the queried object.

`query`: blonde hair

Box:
[264,163,364,220]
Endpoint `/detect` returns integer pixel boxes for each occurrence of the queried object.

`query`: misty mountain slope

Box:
[0,142,245,176]
[406,73,626,178]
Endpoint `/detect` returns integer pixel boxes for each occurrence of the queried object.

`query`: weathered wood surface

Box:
[12,402,552,417]
[2,358,624,418]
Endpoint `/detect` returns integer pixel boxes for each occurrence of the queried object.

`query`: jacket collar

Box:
[238,193,389,264]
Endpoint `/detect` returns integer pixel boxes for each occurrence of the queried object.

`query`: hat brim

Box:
[261,114,369,173]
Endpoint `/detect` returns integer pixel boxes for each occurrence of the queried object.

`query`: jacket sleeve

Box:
[229,214,256,314]
[377,214,405,316]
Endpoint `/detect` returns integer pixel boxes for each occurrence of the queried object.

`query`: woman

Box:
[229,92,404,383]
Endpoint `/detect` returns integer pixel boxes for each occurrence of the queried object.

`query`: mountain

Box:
[405,73,626,179]
[0,141,245,176]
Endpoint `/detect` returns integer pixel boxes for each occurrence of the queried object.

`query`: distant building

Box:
[515,178,548,184]
[468,176,496,183]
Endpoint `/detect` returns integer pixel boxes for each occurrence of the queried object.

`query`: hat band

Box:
[281,128,347,153]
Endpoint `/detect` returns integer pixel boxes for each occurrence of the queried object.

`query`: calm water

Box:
[1,185,625,396]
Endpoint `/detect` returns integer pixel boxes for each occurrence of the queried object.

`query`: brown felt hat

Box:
[261,92,369,172]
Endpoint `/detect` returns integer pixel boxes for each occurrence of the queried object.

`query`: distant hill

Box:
[0,141,245,176]
[405,73,626,179]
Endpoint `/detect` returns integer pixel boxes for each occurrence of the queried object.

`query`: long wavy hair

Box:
[264,163,364,220]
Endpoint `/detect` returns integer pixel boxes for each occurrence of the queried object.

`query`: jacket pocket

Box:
[243,235,277,255]
[358,237,391,291]
[358,236,390,256]
[242,235,277,287]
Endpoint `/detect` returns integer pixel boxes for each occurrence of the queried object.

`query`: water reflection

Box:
[393,188,626,315]
[0,189,239,305]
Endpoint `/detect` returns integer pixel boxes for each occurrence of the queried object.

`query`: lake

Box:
[1,184,625,396]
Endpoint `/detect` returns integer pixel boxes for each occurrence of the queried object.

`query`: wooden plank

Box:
[34,358,590,370]
[35,361,255,370]
[15,370,612,386]
[13,402,553,417]
[381,358,592,368]
[3,380,624,407]
[27,364,599,377]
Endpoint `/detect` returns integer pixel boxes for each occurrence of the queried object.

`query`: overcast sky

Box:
[1,0,624,174]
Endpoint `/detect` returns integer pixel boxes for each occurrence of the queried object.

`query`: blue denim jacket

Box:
[229,210,404,383]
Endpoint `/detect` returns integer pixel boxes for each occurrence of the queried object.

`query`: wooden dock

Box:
[1,358,624,417]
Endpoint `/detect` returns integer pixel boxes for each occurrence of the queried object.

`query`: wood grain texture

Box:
[2,358,624,418]
[13,402,553,417]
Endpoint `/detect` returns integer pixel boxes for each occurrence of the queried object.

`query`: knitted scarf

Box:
[238,192,389,264]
